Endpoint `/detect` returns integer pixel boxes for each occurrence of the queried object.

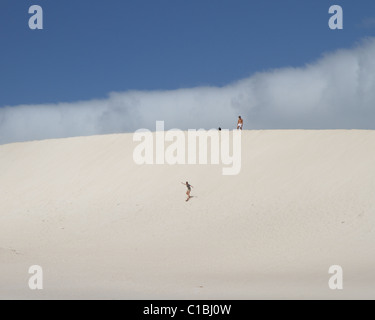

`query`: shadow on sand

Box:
[186,196,198,202]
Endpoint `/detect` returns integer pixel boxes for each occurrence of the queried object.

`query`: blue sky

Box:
[1,0,375,143]
[1,0,374,107]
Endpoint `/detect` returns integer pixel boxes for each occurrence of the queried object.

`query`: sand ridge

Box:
[0,130,375,299]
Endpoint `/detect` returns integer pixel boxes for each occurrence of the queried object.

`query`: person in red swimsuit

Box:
[237,116,243,130]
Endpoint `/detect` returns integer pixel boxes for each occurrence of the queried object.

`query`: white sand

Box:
[1,130,375,300]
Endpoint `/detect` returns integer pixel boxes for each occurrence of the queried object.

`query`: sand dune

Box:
[1,130,375,299]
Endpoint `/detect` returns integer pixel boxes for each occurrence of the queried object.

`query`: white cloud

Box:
[1,38,375,144]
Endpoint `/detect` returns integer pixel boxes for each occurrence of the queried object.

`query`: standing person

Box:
[181,181,193,202]
[237,116,244,130]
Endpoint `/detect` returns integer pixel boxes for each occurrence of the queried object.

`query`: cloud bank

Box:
[1,38,375,144]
